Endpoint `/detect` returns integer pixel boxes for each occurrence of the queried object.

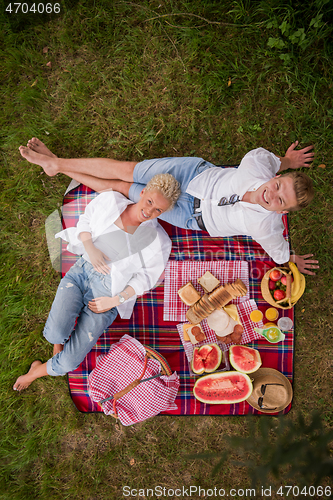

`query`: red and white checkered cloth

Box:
[164,261,250,322]
[177,299,264,366]
[88,335,179,426]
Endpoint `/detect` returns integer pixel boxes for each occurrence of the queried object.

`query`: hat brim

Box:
[246,367,293,413]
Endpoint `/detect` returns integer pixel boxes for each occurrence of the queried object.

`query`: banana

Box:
[290,272,306,304]
[291,278,299,297]
[289,261,301,297]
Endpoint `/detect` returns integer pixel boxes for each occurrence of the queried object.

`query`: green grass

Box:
[1,0,333,498]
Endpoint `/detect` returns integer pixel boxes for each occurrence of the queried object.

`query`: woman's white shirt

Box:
[56,191,171,318]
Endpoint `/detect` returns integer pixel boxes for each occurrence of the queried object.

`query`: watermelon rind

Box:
[191,347,205,375]
[229,345,262,374]
[193,371,253,404]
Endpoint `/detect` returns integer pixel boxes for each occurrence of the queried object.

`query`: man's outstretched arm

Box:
[277,141,314,172]
[290,253,319,276]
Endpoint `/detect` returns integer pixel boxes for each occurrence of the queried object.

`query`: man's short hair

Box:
[145,173,181,210]
[283,171,314,211]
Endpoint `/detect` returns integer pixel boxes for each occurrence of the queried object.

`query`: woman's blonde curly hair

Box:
[145,173,181,211]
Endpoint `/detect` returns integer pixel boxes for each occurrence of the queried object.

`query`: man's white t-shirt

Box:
[186,148,289,264]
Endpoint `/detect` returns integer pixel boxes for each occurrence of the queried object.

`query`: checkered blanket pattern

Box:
[64,182,294,416]
[88,335,179,426]
[163,260,250,322]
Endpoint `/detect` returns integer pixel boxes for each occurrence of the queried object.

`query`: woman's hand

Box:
[292,253,319,276]
[87,246,110,275]
[80,231,110,275]
[88,296,117,313]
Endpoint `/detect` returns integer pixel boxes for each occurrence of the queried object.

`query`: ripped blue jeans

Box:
[44,258,118,376]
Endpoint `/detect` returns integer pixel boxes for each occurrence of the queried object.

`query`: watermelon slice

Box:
[193,371,253,404]
[191,343,222,374]
[229,345,262,374]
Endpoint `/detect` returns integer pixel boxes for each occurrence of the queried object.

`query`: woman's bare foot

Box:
[13,360,47,391]
[19,145,59,176]
[27,137,57,158]
[53,343,64,355]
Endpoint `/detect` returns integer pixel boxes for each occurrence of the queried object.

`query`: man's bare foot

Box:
[53,343,64,355]
[27,137,57,158]
[19,145,58,176]
[13,360,45,391]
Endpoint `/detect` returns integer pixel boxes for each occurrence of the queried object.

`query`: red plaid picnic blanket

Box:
[64,183,294,416]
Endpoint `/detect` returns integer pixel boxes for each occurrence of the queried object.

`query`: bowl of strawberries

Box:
[261,266,293,309]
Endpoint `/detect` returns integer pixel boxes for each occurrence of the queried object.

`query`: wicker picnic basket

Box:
[144,346,172,376]
[261,265,293,310]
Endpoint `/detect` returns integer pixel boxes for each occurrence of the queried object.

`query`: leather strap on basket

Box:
[112,355,148,418]
[285,274,292,299]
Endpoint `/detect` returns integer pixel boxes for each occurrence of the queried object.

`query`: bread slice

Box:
[198,271,220,293]
[207,279,247,309]
[229,278,247,297]
[186,307,204,325]
[182,323,192,341]
[188,294,215,324]
[184,278,247,324]
[200,293,216,315]
[208,285,233,309]
[178,281,201,306]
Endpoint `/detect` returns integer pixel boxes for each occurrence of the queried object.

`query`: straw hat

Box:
[246,368,293,413]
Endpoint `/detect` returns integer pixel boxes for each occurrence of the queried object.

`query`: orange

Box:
[265,307,279,321]
[250,310,263,323]
[264,322,277,328]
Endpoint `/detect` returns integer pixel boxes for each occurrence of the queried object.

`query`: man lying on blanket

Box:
[19,139,319,275]
[13,174,180,391]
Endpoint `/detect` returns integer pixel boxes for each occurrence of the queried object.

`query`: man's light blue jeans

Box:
[129,157,215,230]
[44,258,118,376]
